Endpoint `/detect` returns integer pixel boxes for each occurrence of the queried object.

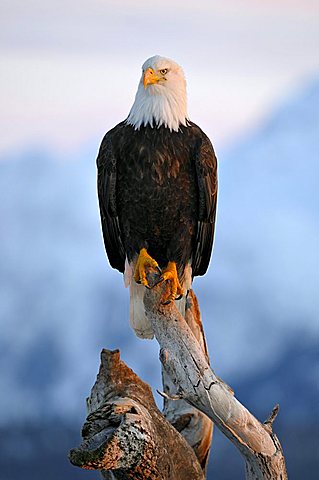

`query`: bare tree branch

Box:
[144,280,288,479]
[161,290,213,472]
[69,349,205,480]
[69,272,287,479]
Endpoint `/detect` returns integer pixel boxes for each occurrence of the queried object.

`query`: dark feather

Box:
[97,128,126,272]
[193,132,218,276]
[96,121,217,279]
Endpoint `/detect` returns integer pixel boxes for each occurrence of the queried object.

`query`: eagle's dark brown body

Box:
[97,121,217,281]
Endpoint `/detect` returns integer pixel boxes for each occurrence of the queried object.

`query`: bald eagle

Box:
[97,56,217,338]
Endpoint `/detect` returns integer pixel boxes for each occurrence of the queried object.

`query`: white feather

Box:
[123,257,133,288]
[124,259,154,339]
[183,263,193,291]
[129,280,154,339]
[176,295,187,318]
[126,55,188,132]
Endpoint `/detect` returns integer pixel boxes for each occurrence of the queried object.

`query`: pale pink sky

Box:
[1,0,319,153]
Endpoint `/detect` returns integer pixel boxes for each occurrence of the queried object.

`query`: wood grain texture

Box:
[161,290,213,472]
[69,349,204,480]
[69,272,287,479]
[144,279,288,479]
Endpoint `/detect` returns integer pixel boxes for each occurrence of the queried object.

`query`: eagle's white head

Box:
[126,55,188,132]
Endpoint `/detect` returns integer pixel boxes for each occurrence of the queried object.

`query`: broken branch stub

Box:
[69,349,205,480]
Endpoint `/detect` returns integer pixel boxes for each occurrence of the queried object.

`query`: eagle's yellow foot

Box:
[134,248,161,288]
[161,261,184,305]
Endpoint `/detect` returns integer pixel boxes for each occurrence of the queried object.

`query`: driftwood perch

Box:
[69,273,287,478]
[161,289,213,473]
[69,349,204,479]
[144,279,288,479]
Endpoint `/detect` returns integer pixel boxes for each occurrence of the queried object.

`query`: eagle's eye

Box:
[159,68,168,75]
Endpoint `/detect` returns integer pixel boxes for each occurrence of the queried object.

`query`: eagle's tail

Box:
[129,281,154,339]
[124,257,153,338]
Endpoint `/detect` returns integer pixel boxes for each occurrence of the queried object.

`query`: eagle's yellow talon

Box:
[134,248,159,287]
[161,261,184,304]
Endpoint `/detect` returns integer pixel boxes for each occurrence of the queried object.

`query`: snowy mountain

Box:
[197,78,319,382]
[0,146,161,425]
[0,77,318,478]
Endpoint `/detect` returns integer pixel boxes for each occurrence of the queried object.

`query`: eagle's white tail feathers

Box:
[175,295,187,318]
[129,281,154,339]
[124,258,154,339]
[183,263,193,292]
[124,257,134,288]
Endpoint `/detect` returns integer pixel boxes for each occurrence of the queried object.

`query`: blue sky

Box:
[1,0,319,153]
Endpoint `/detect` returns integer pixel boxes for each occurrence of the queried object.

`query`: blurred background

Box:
[1,1,319,478]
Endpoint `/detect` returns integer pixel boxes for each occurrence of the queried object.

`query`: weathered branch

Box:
[69,349,204,479]
[161,290,213,472]
[69,270,287,479]
[144,280,288,479]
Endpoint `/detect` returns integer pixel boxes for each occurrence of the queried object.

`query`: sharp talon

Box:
[156,266,162,275]
[134,248,160,288]
[152,276,164,287]
[162,299,172,306]
[159,261,184,306]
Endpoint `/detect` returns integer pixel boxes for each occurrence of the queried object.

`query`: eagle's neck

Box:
[126,82,188,132]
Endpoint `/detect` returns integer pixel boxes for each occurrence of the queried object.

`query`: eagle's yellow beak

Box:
[143,68,160,89]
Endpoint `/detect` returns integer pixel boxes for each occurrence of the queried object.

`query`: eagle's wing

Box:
[97,131,126,273]
[193,132,218,276]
